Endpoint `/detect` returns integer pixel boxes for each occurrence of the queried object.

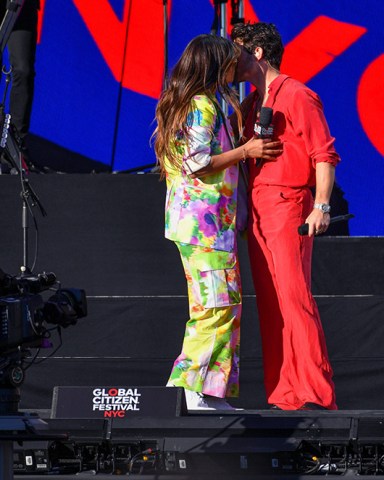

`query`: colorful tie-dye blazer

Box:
[164,94,239,253]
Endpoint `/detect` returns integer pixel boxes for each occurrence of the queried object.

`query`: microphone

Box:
[254,107,273,166]
[298,213,355,236]
[254,106,273,138]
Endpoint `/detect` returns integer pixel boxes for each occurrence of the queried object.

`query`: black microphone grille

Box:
[259,107,273,127]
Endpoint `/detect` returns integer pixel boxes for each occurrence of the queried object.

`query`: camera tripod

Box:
[0,3,60,479]
[0,124,49,479]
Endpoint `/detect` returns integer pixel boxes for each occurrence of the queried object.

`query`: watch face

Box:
[321,204,331,213]
[314,203,331,213]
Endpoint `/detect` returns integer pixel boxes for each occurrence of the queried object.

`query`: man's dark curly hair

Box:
[231,22,284,70]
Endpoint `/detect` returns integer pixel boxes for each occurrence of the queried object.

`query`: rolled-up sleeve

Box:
[290,88,340,168]
[183,125,212,174]
[183,98,217,175]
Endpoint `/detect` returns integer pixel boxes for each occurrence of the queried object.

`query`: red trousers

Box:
[248,184,337,410]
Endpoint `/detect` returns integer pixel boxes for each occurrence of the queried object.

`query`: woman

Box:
[153,34,281,410]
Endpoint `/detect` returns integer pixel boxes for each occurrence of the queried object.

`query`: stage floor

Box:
[7,407,384,478]
[0,174,382,477]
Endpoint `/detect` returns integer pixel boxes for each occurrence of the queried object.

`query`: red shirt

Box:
[244,74,340,188]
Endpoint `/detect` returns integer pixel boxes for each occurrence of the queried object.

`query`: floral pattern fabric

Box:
[167,243,241,398]
[163,95,242,398]
[164,95,239,253]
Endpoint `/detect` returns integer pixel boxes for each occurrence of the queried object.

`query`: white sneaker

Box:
[184,389,240,411]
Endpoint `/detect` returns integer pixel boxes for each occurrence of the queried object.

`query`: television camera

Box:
[0,268,87,388]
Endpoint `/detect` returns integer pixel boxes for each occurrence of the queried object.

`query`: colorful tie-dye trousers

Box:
[167,242,242,398]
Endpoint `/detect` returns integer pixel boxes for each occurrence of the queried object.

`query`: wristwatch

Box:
[314,203,331,214]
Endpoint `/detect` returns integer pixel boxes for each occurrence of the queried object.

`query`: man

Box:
[0,0,40,172]
[231,22,339,410]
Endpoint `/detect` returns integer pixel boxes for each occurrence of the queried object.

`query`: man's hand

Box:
[306,162,335,237]
[305,209,331,237]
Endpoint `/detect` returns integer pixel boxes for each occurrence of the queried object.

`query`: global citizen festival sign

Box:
[51,386,184,419]
[93,388,141,418]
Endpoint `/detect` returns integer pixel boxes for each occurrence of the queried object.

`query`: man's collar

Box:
[265,74,290,108]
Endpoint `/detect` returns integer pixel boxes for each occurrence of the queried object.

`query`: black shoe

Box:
[25,160,44,173]
[270,404,283,410]
[20,147,44,174]
[298,402,328,411]
[38,164,59,174]
[20,143,54,174]
[23,159,59,174]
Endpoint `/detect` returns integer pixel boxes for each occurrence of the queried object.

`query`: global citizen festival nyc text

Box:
[92,388,141,417]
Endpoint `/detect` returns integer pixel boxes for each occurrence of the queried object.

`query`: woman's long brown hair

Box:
[153,34,242,177]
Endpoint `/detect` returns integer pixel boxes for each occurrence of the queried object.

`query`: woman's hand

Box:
[243,137,283,160]
[191,138,282,177]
